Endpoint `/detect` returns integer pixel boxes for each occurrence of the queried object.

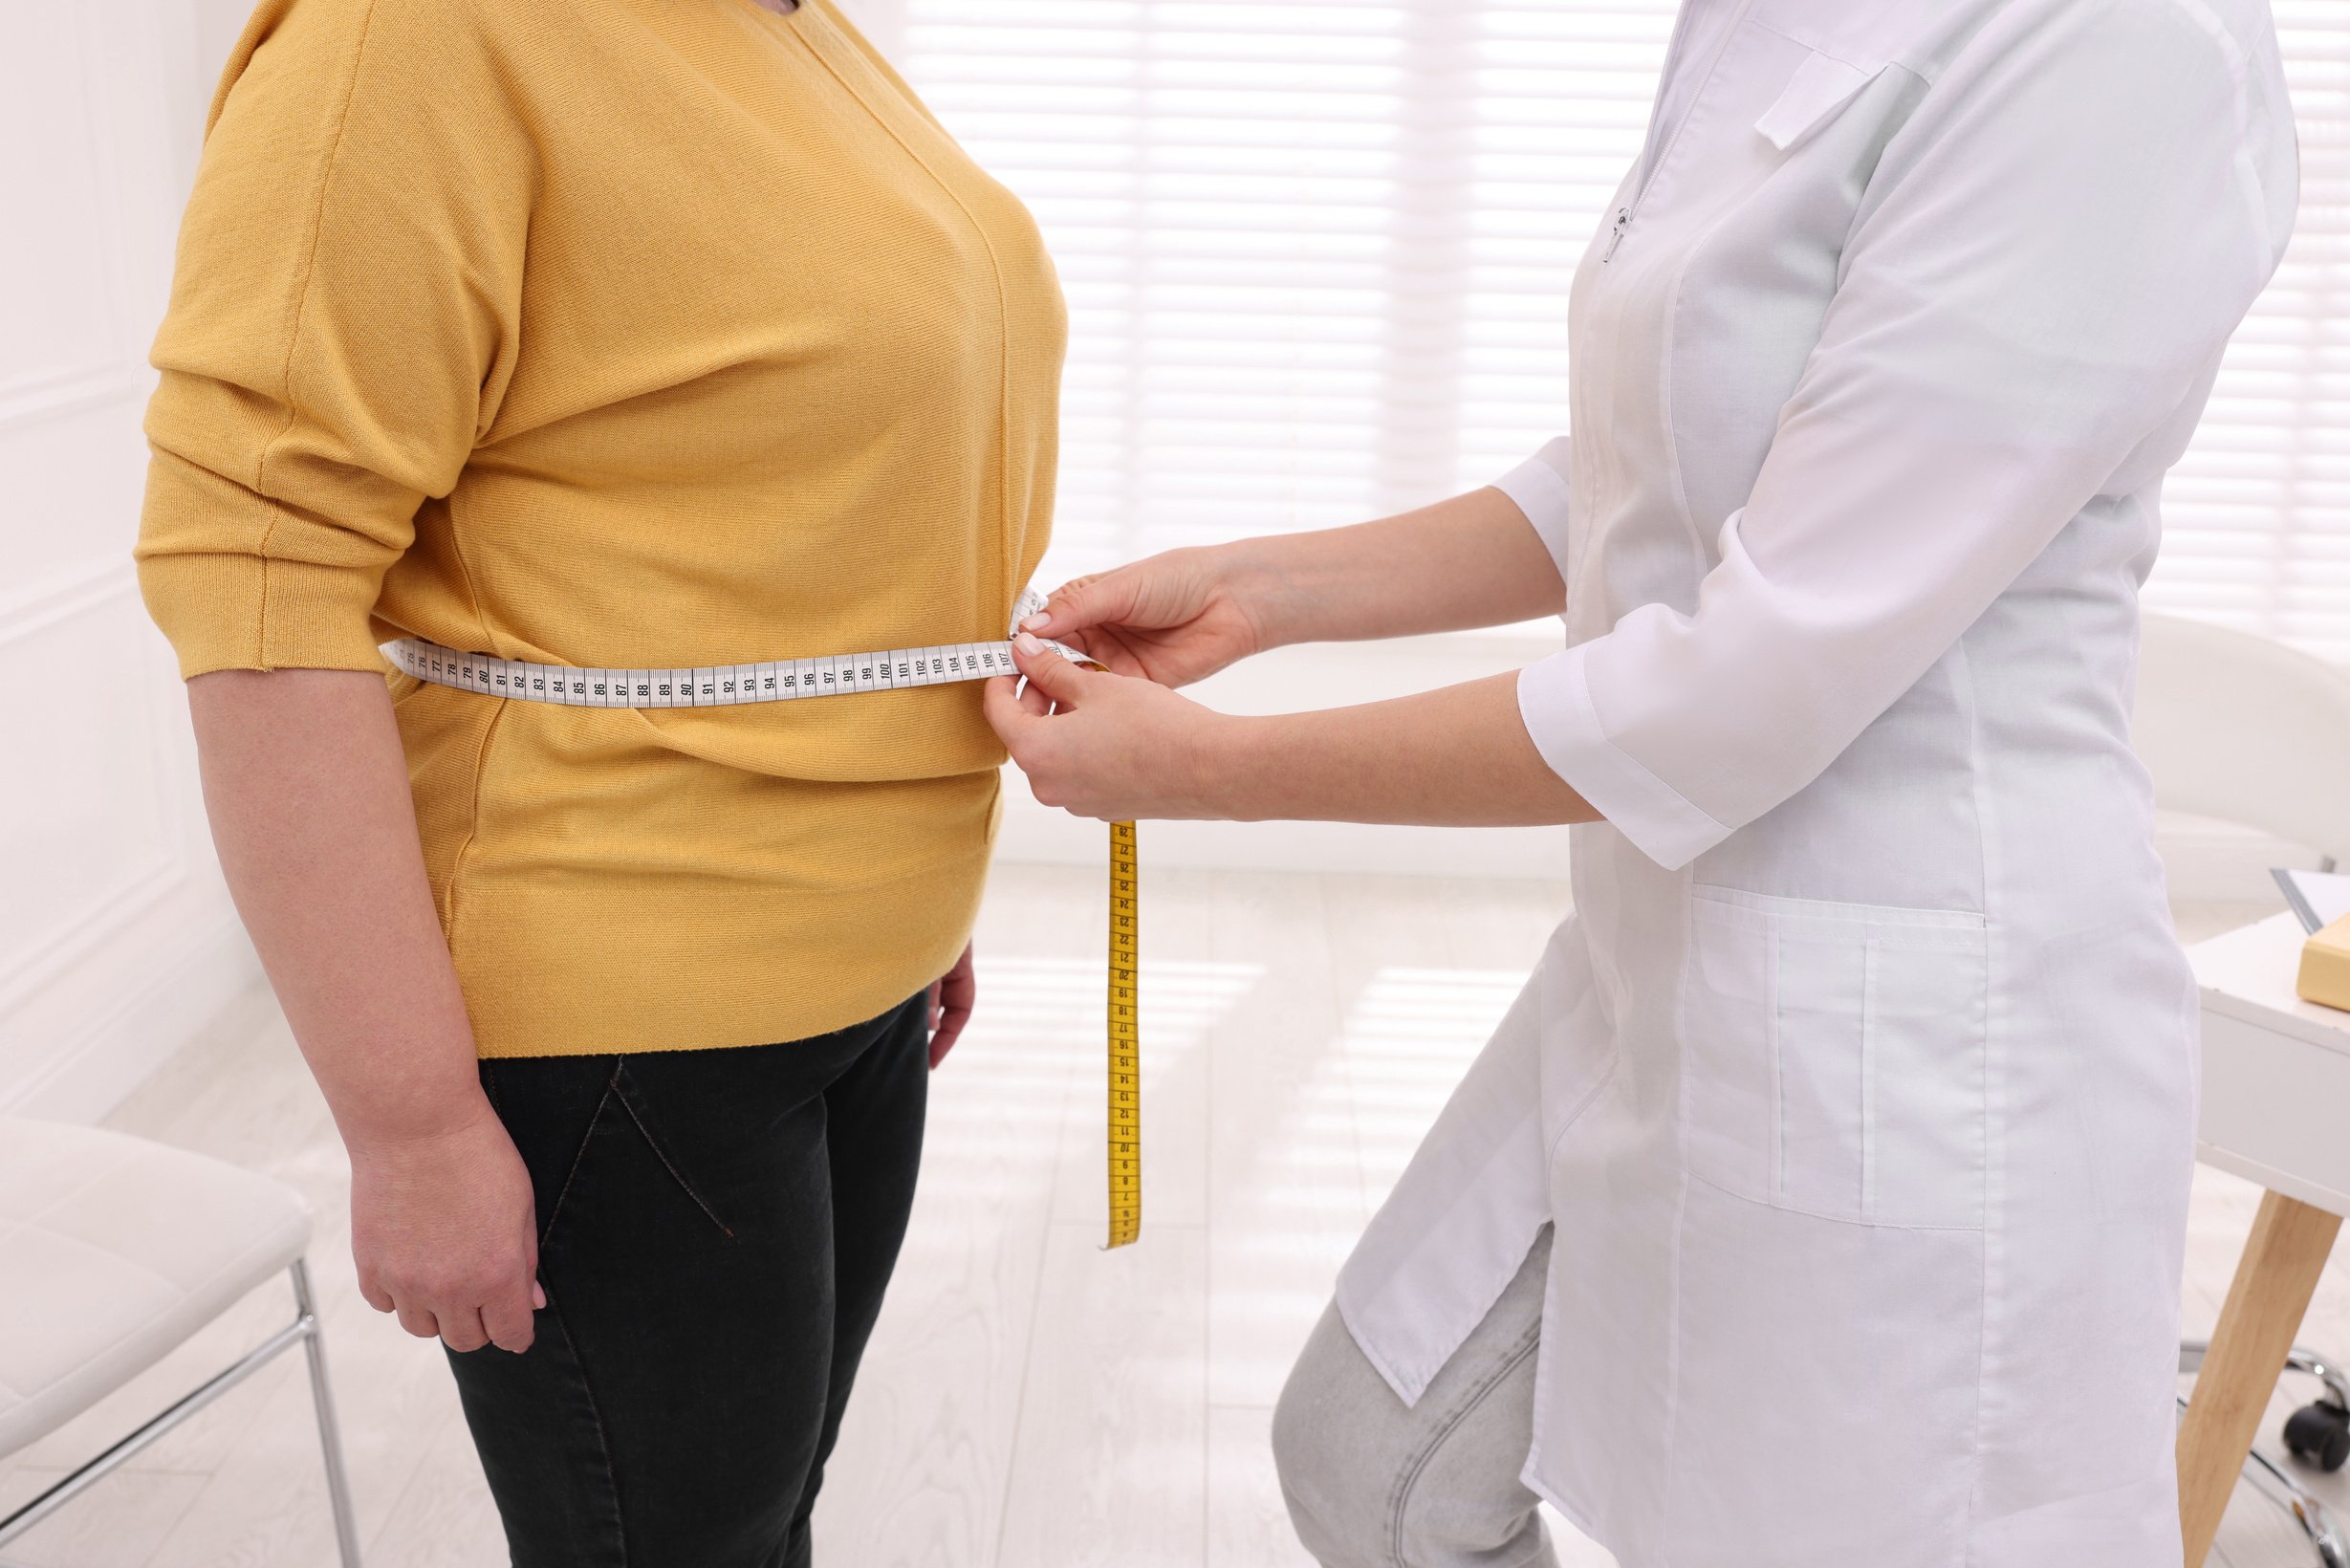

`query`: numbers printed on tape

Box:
[382,596,1060,710]
[385,592,1144,1249]
[1106,818,1141,1250]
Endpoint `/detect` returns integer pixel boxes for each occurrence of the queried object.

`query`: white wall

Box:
[0,2,261,1122]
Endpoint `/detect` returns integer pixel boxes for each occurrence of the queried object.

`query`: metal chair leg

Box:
[2182,1340,2350,1567]
[0,1257,360,1565]
[2283,1347,2350,1417]
[293,1259,364,1568]
[2239,1441,2350,1568]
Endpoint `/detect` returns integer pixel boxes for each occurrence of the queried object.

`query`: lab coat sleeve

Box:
[1492,436,1574,584]
[1516,0,2294,869]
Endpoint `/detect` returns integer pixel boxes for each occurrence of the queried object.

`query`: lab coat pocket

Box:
[1752,48,1880,154]
[1680,886,1988,1229]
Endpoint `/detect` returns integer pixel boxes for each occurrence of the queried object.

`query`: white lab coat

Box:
[1333,1,2298,1562]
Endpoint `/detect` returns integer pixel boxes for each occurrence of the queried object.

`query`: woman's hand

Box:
[187,669,543,1352]
[1019,489,1568,674]
[984,638,1233,820]
[990,648,1599,830]
[927,942,976,1068]
[350,1098,544,1355]
[1017,546,1269,688]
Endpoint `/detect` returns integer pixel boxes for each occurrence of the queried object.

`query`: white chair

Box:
[2138,611,2350,1567]
[2136,611,2350,872]
[0,1116,359,1565]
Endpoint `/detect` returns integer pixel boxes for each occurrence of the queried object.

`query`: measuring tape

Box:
[385,591,1143,1251]
[1106,819,1141,1248]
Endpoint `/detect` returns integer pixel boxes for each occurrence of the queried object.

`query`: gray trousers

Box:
[1273,1229,1561,1568]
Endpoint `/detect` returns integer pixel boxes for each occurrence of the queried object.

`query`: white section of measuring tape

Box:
[383,590,1073,708]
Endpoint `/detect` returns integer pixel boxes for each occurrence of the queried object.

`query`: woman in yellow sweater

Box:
[135,0,1062,1559]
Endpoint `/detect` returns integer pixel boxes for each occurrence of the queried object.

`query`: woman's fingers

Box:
[1015,553,1254,688]
[479,1279,539,1354]
[984,642,1098,751]
[982,676,1035,746]
[1017,668,1054,715]
[357,1267,396,1316]
[930,942,977,1068]
[393,1299,443,1340]
[437,1305,492,1355]
[1021,573,1113,638]
[1012,636,1095,705]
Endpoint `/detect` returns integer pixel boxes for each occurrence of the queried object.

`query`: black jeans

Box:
[445,992,929,1568]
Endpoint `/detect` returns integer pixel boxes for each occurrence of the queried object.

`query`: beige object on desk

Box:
[2298,916,2350,1013]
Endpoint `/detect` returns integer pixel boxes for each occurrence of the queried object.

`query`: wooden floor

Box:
[0,871,2340,1567]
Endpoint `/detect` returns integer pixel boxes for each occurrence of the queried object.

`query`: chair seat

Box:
[0,1118,310,1456]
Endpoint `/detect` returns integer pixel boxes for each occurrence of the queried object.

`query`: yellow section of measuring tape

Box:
[1106,819,1142,1249]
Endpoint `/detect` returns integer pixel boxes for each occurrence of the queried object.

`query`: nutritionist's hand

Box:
[985,640,1231,821]
[1015,547,1269,689]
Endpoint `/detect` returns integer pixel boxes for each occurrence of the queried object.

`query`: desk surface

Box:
[2196,911,2350,1051]
[2194,910,2350,1216]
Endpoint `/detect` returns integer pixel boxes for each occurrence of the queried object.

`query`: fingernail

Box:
[1014,632,1044,655]
[533,1282,547,1309]
[1021,612,1052,632]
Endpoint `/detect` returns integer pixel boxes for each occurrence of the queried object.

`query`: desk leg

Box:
[2178,1188,2343,1567]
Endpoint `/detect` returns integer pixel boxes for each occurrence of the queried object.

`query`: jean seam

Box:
[539,1071,618,1246]
[1385,1319,1545,1566]
[612,1060,737,1238]
[544,1293,629,1566]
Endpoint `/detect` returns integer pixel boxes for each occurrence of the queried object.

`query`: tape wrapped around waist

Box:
[384,589,1077,708]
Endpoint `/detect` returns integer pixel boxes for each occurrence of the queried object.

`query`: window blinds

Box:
[2155,2,2350,656]
[892,0,2350,655]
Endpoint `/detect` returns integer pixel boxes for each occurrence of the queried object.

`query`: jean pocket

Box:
[1679,885,1988,1229]
[609,1061,736,1239]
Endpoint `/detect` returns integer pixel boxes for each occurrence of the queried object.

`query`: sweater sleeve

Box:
[1514,0,2294,868]
[135,0,533,677]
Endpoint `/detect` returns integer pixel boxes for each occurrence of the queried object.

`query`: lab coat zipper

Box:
[1603,0,1754,263]
[1605,206,1633,262]
[1604,5,1696,266]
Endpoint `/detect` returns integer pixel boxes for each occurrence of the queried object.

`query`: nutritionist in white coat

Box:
[984,0,2298,1562]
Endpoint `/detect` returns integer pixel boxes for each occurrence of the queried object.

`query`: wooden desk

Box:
[2179,912,2350,1565]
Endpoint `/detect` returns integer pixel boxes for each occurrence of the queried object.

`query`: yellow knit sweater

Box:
[136,0,1065,1056]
